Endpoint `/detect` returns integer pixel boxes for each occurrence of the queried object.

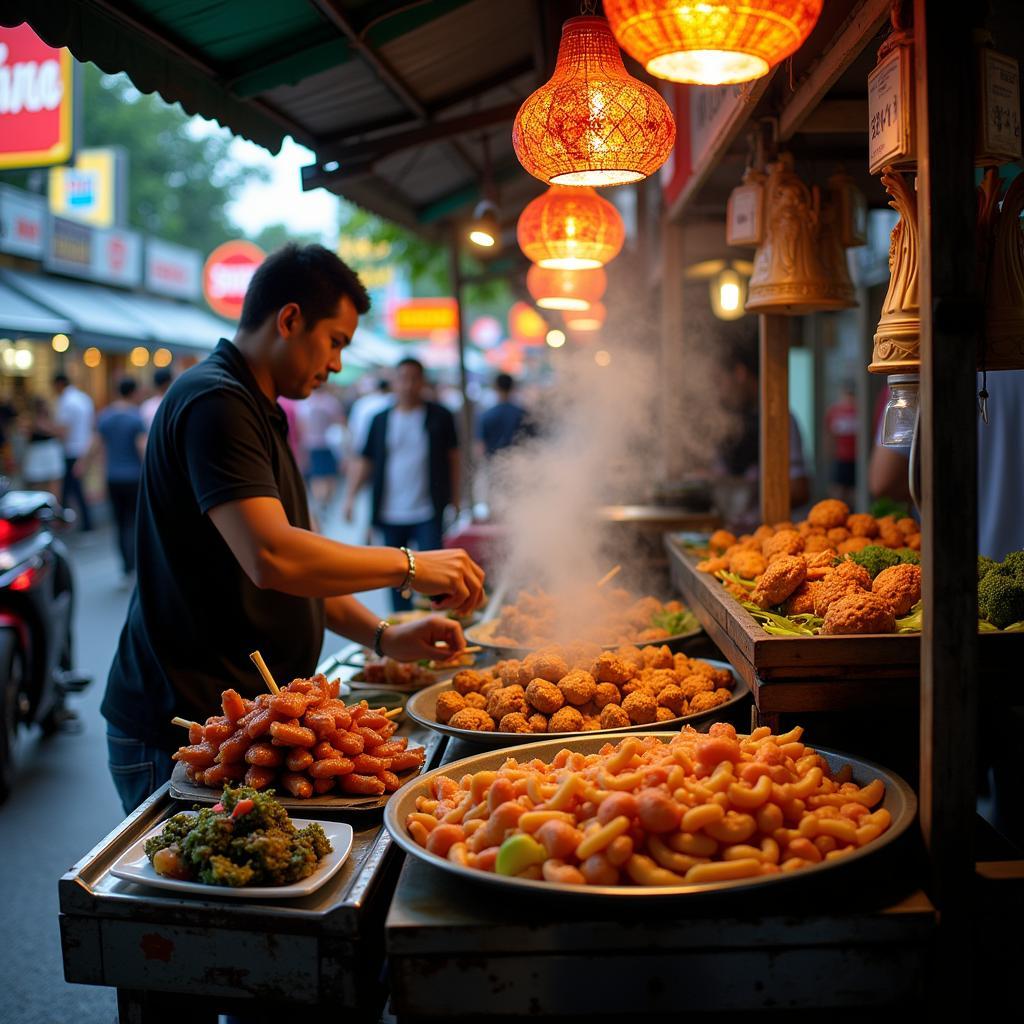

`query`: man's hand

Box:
[380,615,465,662]
[413,548,485,616]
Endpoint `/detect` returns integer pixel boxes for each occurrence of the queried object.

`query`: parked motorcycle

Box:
[0,482,90,802]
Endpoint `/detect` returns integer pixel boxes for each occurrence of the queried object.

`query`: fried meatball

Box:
[548,706,585,733]
[846,513,879,538]
[599,703,630,729]
[838,536,872,556]
[896,517,918,536]
[523,650,569,683]
[497,660,523,686]
[622,690,658,725]
[834,559,872,589]
[497,712,534,733]
[452,669,488,695]
[615,645,646,670]
[904,532,921,550]
[827,527,850,544]
[463,691,488,710]
[879,526,904,549]
[656,706,678,723]
[525,678,565,714]
[688,660,733,687]
[808,499,850,529]
[872,563,922,616]
[764,529,805,560]
[729,549,768,580]
[750,555,807,609]
[657,684,687,715]
[709,529,737,554]
[527,712,549,733]
[435,690,466,723]
[592,682,622,709]
[679,673,715,701]
[565,642,603,671]
[782,582,820,616]
[558,669,597,706]
[689,690,729,713]
[752,525,775,542]
[486,684,528,720]
[804,534,836,554]
[448,707,495,731]
[479,678,503,697]
[581,716,603,731]
[821,591,897,635]
[592,652,633,684]
[641,645,674,670]
[644,668,681,694]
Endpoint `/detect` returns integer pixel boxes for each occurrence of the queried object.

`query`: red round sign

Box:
[202,241,265,320]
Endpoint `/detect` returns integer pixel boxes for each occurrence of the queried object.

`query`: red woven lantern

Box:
[605,0,823,86]
[517,185,626,270]
[564,302,607,333]
[512,16,675,186]
[527,264,607,311]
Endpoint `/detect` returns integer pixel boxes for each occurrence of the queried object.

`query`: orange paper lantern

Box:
[605,0,823,86]
[527,264,607,311]
[517,185,626,270]
[512,16,675,186]
[564,302,607,333]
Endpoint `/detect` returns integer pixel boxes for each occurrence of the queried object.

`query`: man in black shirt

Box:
[102,244,484,814]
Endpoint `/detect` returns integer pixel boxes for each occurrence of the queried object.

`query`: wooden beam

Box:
[796,99,870,135]
[661,220,686,481]
[759,314,790,524]
[779,0,891,141]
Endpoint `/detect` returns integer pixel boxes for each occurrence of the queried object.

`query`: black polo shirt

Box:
[101,339,324,751]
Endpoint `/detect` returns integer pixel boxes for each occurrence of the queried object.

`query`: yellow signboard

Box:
[49,148,119,228]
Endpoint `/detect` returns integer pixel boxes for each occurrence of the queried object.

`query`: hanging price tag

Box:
[868,48,915,175]
[977,49,1021,165]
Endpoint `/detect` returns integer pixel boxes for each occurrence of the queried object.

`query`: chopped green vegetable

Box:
[650,607,700,636]
[495,834,546,876]
[845,545,905,579]
[870,498,910,520]
[978,573,1024,629]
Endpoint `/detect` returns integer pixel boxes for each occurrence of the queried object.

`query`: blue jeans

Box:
[62,456,93,531]
[107,724,174,816]
[380,516,443,611]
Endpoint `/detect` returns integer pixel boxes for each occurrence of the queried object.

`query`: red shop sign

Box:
[203,240,265,320]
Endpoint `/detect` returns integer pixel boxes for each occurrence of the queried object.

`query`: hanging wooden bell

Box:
[869,167,919,374]
[817,170,864,309]
[980,169,1024,370]
[745,153,839,314]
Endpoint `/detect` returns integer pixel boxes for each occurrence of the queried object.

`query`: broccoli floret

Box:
[978,574,1024,629]
[1001,551,1024,582]
[201,854,254,887]
[978,555,999,581]
[144,812,195,860]
[847,545,902,579]
[895,548,920,565]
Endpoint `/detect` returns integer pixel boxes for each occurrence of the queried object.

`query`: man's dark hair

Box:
[118,377,138,399]
[495,373,514,393]
[53,372,69,387]
[396,357,424,375]
[154,368,173,389]
[376,378,390,393]
[238,243,371,330]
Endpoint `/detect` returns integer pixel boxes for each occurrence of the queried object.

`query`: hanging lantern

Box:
[509,301,549,346]
[605,0,823,86]
[517,185,626,270]
[512,16,675,187]
[564,302,607,333]
[527,264,607,311]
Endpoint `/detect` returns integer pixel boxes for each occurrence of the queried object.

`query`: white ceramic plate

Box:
[110,813,354,899]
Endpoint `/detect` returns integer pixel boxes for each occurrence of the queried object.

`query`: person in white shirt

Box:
[140,368,173,430]
[53,372,95,531]
[346,377,393,458]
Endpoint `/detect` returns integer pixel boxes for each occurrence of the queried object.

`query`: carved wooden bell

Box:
[979,169,1024,371]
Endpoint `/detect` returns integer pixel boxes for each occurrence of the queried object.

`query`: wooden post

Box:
[448,225,474,510]
[759,314,790,523]
[660,218,686,482]
[914,0,979,968]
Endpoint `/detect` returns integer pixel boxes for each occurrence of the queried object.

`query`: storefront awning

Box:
[105,292,232,353]
[0,277,72,337]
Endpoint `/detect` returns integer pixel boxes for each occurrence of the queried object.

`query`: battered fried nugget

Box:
[752,525,775,542]
[749,555,807,609]
[452,669,488,695]
[896,517,918,536]
[435,690,466,723]
[879,525,904,549]
[729,549,768,580]
[821,591,896,635]
[582,716,603,731]
[763,529,805,560]
[803,549,838,570]
[497,712,534,733]
[486,684,527,721]
[782,581,820,616]
[592,652,633,684]
[872,563,922,616]
[479,678,502,697]
[657,684,687,715]
[527,712,549,733]
[593,682,622,709]
[644,668,681,694]
[525,678,565,714]
[689,690,729,713]
[548,706,585,733]
[448,707,495,731]
[904,532,921,550]
[802,534,834,555]
[622,690,658,724]
[846,513,879,538]
[599,704,630,729]
[463,691,488,710]
[615,645,646,670]
[838,536,872,556]
[497,660,523,686]
[656,706,678,723]
[558,669,597,706]
[813,567,869,618]
[834,559,872,589]
[827,527,850,544]
[772,521,797,533]
[641,645,674,670]
[523,649,569,683]
[808,499,850,529]
[709,529,737,554]
[687,660,732,687]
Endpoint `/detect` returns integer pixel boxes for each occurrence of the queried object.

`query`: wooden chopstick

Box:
[595,564,622,589]
[248,650,280,694]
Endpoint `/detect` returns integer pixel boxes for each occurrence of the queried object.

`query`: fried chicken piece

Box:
[896,517,918,536]
[846,513,878,538]
[644,668,681,695]
[479,678,502,697]
[558,669,597,706]
[808,499,850,529]
[689,690,729,713]
[581,716,603,731]
[435,690,466,724]
[872,563,922,616]
[879,525,904,549]
[527,712,549,733]
[635,627,671,643]
[729,549,768,580]
[688,659,732,686]
[592,652,634,684]
[772,521,797,533]
[525,678,565,714]
[599,703,630,729]
[709,529,737,554]
[782,581,820,616]
[486,684,527,721]
[763,529,805,560]
[656,706,678,723]
[548,706,585,733]
[827,527,850,544]
[641,645,674,670]
[803,549,838,570]
[497,712,534,733]
[838,536,872,556]
[752,525,775,542]
[803,534,835,554]
[723,580,751,600]
[834,559,872,589]
[821,592,896,635]
[452,669,488,695]
[749,554,807,609]
[905,532,921,550]
[622,690,657,724]
[448,707,495,731]
[593,682,622,709]
[657,684,687,715]
[813,566,870,618]
[523,650,569,683]
[616,645,646,670]
[463,691,488,710]
[497,660,523,686]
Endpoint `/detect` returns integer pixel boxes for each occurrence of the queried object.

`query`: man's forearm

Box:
[325,595,382,647]
[346,457,371,500]
[449,450,461,509]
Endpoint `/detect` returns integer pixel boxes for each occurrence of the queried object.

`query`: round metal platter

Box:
[404,659,749,747]
[384,732,917,899]
[465,618,704,661]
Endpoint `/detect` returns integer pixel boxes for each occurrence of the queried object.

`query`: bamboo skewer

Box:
[384,706,404,719]
[171,716,197,729]
[248,650,280,694]
[595,564,622,589]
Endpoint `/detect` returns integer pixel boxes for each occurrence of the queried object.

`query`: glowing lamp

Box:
[517,185,625,270]
[605,0,823,86]
[564,302,607,333]
[512,16,675,186]
[468,199,501,250]
[527,264,607,311]
[710,268,747,320]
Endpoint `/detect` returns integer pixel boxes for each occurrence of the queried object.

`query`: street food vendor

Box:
[101,244,485,814]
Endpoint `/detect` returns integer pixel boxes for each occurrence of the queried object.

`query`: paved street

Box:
[0,496,386,1024]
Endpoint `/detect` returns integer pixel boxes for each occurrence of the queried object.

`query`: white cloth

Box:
[380,406,433,525]
[140,394,163,430]
[55,385,94,458]
[350,392,394,457]
[297,390,342,449]
[22,438,64,483]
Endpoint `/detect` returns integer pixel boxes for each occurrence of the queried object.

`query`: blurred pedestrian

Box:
[824,381,858,504]
[20,396,64,495]
[53,372,95,531]
[140,367,173,430]
[97,378,146,582]
[476,373,533,458]
[297,384,345,522]
[347,376,392,457]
